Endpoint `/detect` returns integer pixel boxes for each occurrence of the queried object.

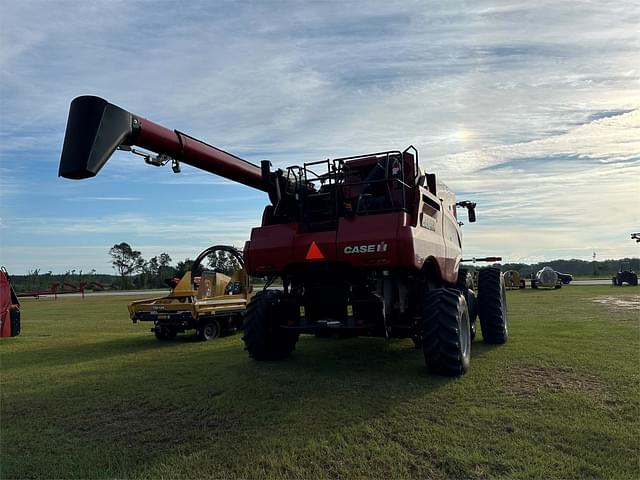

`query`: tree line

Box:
[10,269,111,293]
[500,258,640,277]
[108,242,241,289]
[9,248,638,293]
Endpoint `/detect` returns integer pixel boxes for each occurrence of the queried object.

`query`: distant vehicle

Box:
[503,270,526,290]
[531,266,562,289]
[128,246,253,340]
[612,263,638,286]
[555,271,573,284]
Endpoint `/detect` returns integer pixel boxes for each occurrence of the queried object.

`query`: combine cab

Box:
[128,246,252,340]
[58,96,508,375]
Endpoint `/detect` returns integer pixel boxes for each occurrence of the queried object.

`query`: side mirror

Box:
[456,201,477,223]
[468,204,476,223]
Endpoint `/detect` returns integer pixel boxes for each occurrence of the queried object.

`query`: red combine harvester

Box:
[1,267,21,338]
[58,96,507,375]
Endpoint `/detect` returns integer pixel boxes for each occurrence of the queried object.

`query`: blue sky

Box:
[1,0,639,274]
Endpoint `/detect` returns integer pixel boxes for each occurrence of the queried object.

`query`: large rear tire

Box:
[478,267,508,344]
[242,290,299,360]
[422,288,471,376]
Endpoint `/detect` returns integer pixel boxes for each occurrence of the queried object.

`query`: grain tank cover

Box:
[59,96,133,179]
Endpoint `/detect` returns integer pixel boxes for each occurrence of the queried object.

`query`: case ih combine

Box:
[58,96,508,375]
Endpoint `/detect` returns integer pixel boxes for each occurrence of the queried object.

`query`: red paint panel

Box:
[244,223,298,275]
[245,206,459,284]
[337,213,402,267]
[0,272,12,338]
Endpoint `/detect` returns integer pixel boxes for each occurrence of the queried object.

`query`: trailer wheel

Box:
[154,326,177,341]
[242,290,299,360]
[421,288,471,376]
[198,319,221,341]
[478,267,508,344]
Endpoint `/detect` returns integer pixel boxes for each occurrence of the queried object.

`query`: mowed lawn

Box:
[1,286,638,479]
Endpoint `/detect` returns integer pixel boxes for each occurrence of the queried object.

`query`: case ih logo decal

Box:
[344,242,388,254]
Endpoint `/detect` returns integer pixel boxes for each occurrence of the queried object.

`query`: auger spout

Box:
[58,95,265,191]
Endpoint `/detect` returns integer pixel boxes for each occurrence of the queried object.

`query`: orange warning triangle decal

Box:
[305,241,325,260]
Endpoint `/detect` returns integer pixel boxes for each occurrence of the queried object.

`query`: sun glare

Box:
[455,127,475,142]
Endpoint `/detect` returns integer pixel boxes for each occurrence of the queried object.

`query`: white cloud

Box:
[440,110,640,174]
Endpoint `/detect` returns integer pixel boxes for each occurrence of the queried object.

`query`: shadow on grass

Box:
[470,339,502,359]
[1,331,210,369]
[2,333,467,478]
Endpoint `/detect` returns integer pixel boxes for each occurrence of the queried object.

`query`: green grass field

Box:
[1,286,638,479]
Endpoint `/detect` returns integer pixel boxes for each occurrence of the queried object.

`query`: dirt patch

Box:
[592,295,640,312]
[504,365,612,402]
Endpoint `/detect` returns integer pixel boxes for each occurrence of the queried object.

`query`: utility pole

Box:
[592,251,597,277]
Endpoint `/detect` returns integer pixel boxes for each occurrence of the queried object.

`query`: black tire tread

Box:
[477,267,508,344]
[422,288,469,376]
[154,327,176,341]
[242,290,298,360]
[198,319,221,341]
